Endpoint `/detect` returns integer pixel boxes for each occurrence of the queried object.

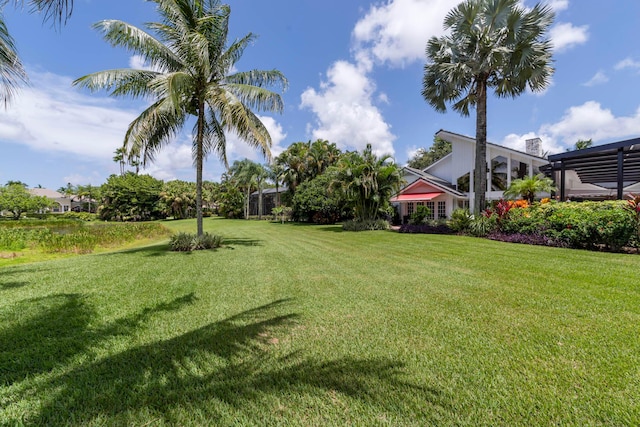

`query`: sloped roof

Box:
[436,129,548,162]
[29,188,66,198]
[403,166,466,198]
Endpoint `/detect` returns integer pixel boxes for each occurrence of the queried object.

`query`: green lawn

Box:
[1,218,638,425]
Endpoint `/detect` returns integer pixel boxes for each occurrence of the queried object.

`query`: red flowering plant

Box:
[625,193,640,242]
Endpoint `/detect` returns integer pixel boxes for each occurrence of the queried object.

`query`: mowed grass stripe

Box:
[0,217,638,425]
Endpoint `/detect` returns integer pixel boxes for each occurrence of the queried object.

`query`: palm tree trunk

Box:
[196,100,205,237]
[474,78,488,214]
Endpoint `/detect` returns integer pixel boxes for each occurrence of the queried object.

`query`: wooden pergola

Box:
[544,137,640,200]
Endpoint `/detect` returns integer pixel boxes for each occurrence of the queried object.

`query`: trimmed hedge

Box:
[477,200,638,252]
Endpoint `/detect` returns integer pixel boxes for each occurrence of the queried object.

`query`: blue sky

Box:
[1,0,639,189]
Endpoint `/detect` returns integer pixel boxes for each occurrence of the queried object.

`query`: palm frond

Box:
[124,98,188,165]
[0,13,27,107]
[93,20,182,72]
[72,69,159,98]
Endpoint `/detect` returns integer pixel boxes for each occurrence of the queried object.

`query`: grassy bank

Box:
[1,218,638,425]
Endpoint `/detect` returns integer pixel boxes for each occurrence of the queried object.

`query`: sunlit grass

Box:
[0,217,638,425]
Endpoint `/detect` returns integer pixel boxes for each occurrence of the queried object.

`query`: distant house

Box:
[248,187,287,217]
[29,188,72,213]
[392,130,549,219]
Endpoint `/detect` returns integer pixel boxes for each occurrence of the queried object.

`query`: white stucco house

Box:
[29,188,73,213]
[392,130,549,220]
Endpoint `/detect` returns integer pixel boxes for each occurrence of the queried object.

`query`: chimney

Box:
[525,138,542,157]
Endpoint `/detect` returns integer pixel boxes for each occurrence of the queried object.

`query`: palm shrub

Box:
[448,208,472,232]
[504,174,557,204]
[169,232,222,251]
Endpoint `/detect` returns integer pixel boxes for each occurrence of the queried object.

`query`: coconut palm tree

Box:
[503,174,557,204]
[422,0,554,214]
[73,0,287,236]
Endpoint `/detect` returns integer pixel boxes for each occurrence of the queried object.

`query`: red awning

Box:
[390,192,443,202]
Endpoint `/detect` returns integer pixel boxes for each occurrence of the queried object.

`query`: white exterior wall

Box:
[427,131,549,212]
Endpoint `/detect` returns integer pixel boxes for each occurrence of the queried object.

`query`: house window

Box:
[512,161,529,181]
[438,201,446,219]
[407,202,414,216]
[457,173,470,192]
[491,156,508,191]
[426,201,435,220]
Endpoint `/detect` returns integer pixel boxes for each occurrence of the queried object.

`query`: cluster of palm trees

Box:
[2,0,559,225]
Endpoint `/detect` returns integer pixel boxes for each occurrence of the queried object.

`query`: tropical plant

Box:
[113,147,126,175]
[331,144,404,222]
[573,139,593,151]
[422,0,554,214]
[503,174,557,204]
[73,0,287,236]
[291,170,347,224]
[409,205,431,225]
[160,180,197,219]
[229,159,265,219]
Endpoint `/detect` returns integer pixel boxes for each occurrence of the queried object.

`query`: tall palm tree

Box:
[112,147,126,175]
[73,0,287,236]
[422,0,554,214]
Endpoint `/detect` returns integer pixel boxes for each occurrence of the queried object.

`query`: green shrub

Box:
[409,205,431,225]
[62,211,98,221]
[342,219,389,231]
[448,208,472,232]
[169,232,194,251]
[192,233,222,250]
[169,232,222,251]
[469,214,498,237]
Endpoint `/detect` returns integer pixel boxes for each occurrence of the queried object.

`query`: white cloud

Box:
[550,22,589,52]
[546,0,569,12]
[502,101,640,153]
[582,71,609,87]
[352,0,451,67]
[615,57,640,71]
[140,142,194,181]
[225,115,287,164]
[0,71,138,159]
[300,60,395,156]
[0,69,287,182]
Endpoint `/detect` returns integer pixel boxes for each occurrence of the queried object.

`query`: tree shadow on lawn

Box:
[222,237,263,247]
[0,281,29,290]
[0,292,197,387]
[100,242,171,257]
[21,299,450,425]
